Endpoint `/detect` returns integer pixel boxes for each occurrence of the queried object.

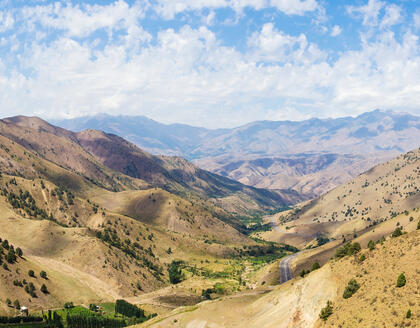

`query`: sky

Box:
[0,0,419,128]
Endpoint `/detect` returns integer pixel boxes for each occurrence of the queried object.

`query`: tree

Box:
[392,227,403,238]
[396,273,406,287]
[367,240,375,251]
[343,279,360,299]
[417,220,420,230]
[5,298,11,306]
[406,309,412,319]
[6,248,16,263]
[13,300,20,309]
[28,270,35,277]
[40,271,47,279]
[319,301,333,321]
[41,284,48,294]
[16,248,23,257]
[168,261,184,284]
[311,262,320,271]
[359,254,366,262]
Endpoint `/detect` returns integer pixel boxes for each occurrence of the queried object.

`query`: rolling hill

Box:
[0,116,299,316]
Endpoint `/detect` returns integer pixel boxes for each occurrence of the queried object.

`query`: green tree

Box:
[392,227,403,238]
[406,309,412,319]
[6,248,16,263]
[13,300,20,309]
[41,284,48,294]
[311,262,320,271]
[319,301,333,321]
[359,254,366,262]
[396,273,406,287]
[367,240,375,251]
[28,270,35,277]
[343,279,360,299]
[40,271,47,279]
[168,260,184,284]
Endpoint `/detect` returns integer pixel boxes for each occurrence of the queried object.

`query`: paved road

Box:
[279,252,300,284]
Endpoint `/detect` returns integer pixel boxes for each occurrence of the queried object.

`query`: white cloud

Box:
[0,10,14,32]
[0,1,419,128]
[347,0,384,27]
[380,4,402,29]
[330,25,342,37]
[269,0,318,16]
[21,0,149,38]
[153,0,320,19]
[247,23,325,64]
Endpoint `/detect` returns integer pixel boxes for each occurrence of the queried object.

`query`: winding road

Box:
[279,252,300,284]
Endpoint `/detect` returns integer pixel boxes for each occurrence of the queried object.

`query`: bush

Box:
[359,254,366,262]
[367,240,375,251]
[13,300,20,309]
[406,309,412,319]
[396,273,406,287]
[311,262,320,271]
[335,242,361,258]
[392,227,403,238]
[343,279,360,299]
[319,301,333,321]
[41,284,48,294]
[64,302,74,309]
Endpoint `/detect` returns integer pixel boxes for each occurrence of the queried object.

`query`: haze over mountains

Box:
[54,109,420,197]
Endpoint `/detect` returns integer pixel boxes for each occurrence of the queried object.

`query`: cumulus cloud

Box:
[0,0,418,128]
[247,23,325,64]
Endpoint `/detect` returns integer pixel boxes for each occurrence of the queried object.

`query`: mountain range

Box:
[53,109,420,197]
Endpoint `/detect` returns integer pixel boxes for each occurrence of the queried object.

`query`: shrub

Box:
[41,284,48,294]
[367,240,375,251]
[396,273,406,287]
[311,262,320,271]
[392,227,403,238]
[13,300,20,309]
[64,302,74,309]
[335,242,361,258]
[406,309,412,319]
[28,270,35,277]
[5,299,11,306]
[319,301,333,321]
[359,254,366,262]
[417,220,420,230]
[343,279,360,299]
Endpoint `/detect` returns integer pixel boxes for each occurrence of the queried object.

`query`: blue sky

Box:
[0,0,419,127]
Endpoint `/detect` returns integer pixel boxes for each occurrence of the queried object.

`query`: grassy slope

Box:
[261,148,420,248]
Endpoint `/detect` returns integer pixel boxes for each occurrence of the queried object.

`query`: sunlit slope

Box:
[265,148,420,246]
[138,225,420,328]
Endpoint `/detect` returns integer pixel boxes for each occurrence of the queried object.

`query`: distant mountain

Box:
[4,116,302,215]
[53,110,420,196]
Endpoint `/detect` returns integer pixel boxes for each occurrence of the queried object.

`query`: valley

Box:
[0,116,419,328]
